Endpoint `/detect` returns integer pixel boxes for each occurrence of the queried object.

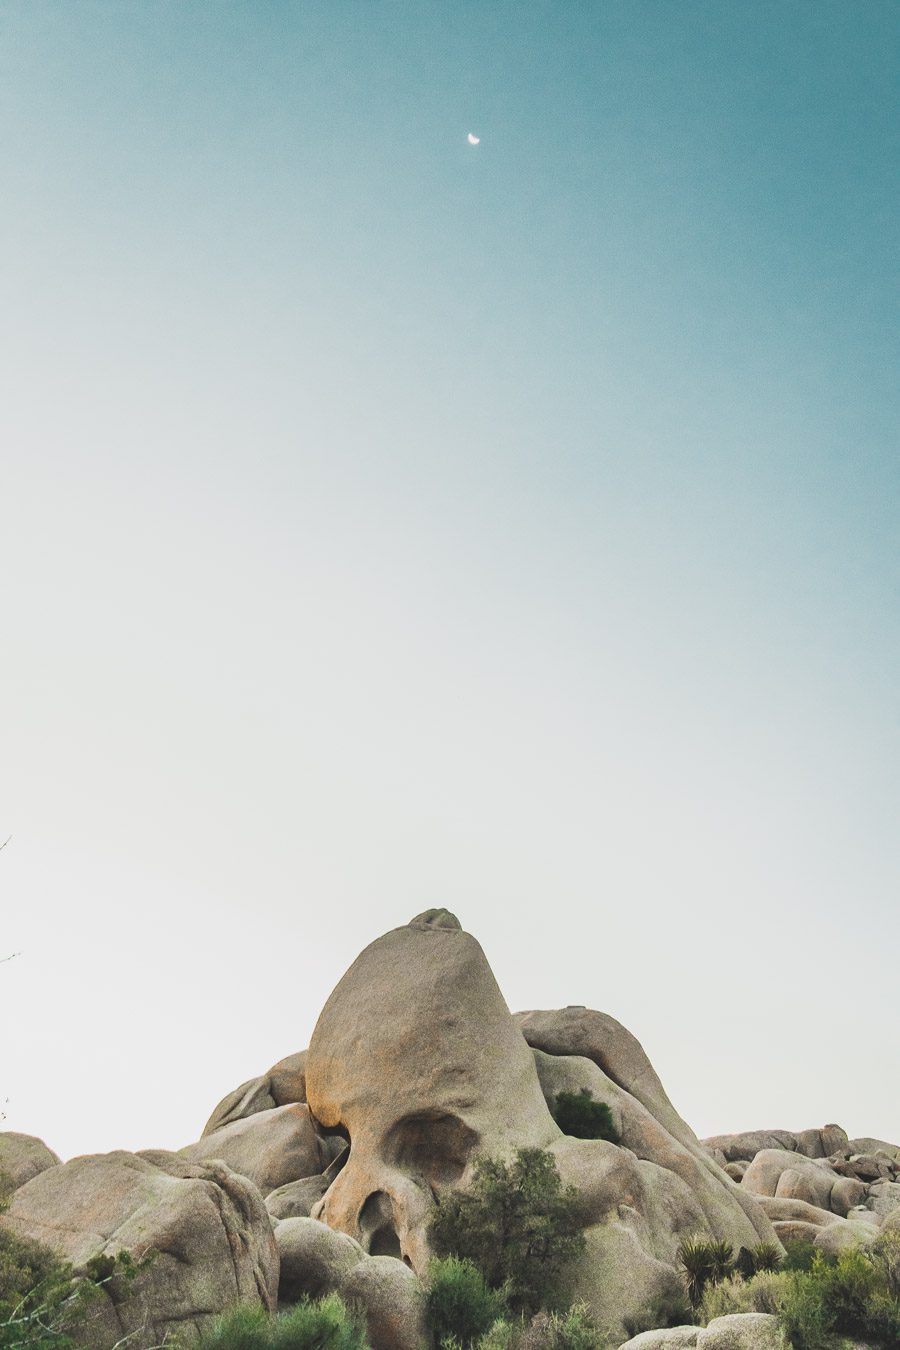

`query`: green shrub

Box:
[429,1148,585,1317]
[193,1296,369,1350]
[425,1257,505,1349]
[551,1092,620,1145]
[465,1305,605,1350]
[519,1304,605,1349]
[870,1228,900,1300]
[0,1224,79,1350]
[676,1237,734,1307]
[779,1268,835,1350]
[777,1245,900,1350]
[781,1239,820,1273]
[620,1291,693,1338]
[699,1274,753,1323]
[744,1270,790,1316]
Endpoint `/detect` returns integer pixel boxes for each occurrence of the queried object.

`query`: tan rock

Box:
[813,1217,880,1256]
[867,1180,900,1218]
[304,911,774,1336]
[202,1051,308,1137]
[306,909,559,1270]
[274,1216,363,1302]
[848,1137,900,1163]
[741,1150,835,1212]
[0,1150,278,1349]
[182,1103,330,1195]
[0,1131,61,1191]
[829,1176,867,1216]
[266,1174,331,1221]
[338,1255,427,1350]
[696,1313,784,1350]
[755,1195,839,1227]
[618,1330,700,1350]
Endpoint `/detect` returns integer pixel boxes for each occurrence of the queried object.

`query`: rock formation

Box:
[701,1125,900,1255]
[3,909,898,1349]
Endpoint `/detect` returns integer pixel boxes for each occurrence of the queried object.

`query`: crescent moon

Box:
[467,133,480,145]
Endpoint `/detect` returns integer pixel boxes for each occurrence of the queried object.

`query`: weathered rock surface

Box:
[696,1313,784,1350]
[527,1032,776,1255]
[0,1131,61,1191]
[339,1255,427,1350]
[266,1173,332,1220]
[181,1102,337,1195]
[202,1051,308,1137]
[702,1127,849,1164]
[741,1149,837,1211]
[274,1216,364,1302]
[302,911,776,1339]
[0,1149,278,1348]
[306,908,560,1272]
[618,1329,700,1350]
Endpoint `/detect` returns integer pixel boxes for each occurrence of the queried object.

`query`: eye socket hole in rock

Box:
[359,1190,402,1258]
[385,1111,479,1189]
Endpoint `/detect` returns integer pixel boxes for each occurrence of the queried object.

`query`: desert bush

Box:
[698,1274,753,1323]
[0,1224,76,1350]
[429,1148,585,1317]
[870,1227,900,1299]
[193,1296,369,1350]
[551,1092,619,1145]
[464,1305,605,1350]
[676,1237,734,1307]
[0,1226,145,1350]
[425,1257,505,1349]
[518,1304,605,1349]
[744,1270,790,1315]
[777,1245,900,1350]
[620,1291,693,1338]
[779,1268,834,1350]
[781,1239,820,1273]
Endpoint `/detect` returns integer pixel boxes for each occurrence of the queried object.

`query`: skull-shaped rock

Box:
[305,909,558,1269]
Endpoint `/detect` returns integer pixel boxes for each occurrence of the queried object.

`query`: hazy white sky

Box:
[1,1,898,1163]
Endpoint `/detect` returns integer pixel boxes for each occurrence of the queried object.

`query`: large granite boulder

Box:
[741,1150,838,1212]
[202,1051,308,1136]
[0,1149,278,1348]
[274,1217,426,1350]
[618,1331,700,1350]
[0,1131,61,1191]
[696,1313,784,1350]
[181,1103,339,1195]
[303,910,776,1340]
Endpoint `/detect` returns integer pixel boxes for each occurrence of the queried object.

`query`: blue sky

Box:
[1,2,897,1159]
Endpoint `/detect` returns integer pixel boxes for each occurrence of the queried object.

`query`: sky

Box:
[1,1,898,1164]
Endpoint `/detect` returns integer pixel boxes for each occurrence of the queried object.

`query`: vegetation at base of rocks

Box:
[550,1093,619,1146]
[692,1230,900,1350]
[424,1253,607,1350]
[781,1239,822,1273]
[619,1293,693,1339]
[425,1258,506,1349]
[445,1304,606,1350]
[778,1237,900,1350]
[429,1148,585,1317]
[698,1270,789,1323]
[191,1297,369,1350]
[0,1221,144,1350]
[676,1236,736,1307]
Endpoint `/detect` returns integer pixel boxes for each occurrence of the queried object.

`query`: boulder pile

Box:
[701,1126,900,1258]
[2,911,897,1349]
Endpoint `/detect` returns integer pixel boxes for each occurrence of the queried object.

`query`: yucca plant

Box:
[677,1236,735,1307]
